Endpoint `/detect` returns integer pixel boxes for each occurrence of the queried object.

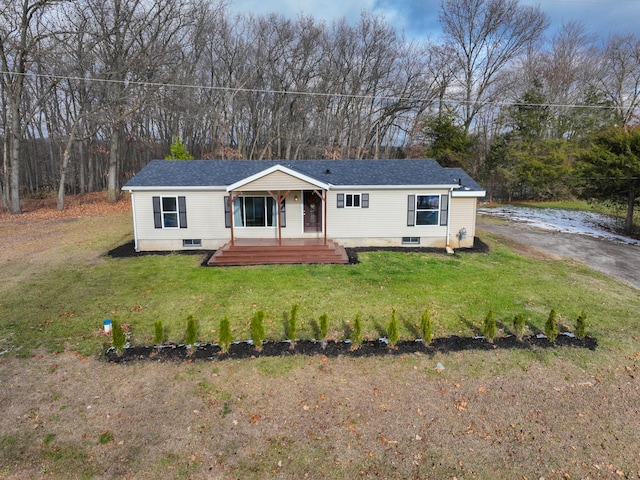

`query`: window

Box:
[232,196,281,227]
[153,196,187,229]
[416,195,439,225]
[407,194,448,227]
[337,193,369,208]
[182,239,202,247]
[346,193,360,208]
[402,237,420,245]
[162,197,179,228]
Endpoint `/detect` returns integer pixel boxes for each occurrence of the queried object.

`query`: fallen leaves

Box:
[455,400,468,412]
[0,192,131,224]
[250,414,261,424]
[377,436,397,444]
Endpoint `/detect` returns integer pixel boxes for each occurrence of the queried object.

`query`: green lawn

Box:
[3,209,640,479]
[2,221,638,357]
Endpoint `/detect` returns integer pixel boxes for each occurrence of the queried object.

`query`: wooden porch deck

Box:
[207,238,350,266]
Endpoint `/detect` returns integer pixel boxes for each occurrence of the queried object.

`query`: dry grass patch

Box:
[2,349,640,479]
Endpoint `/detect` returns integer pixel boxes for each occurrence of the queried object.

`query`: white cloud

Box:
[228,0,376,24]
[228,0,640,41]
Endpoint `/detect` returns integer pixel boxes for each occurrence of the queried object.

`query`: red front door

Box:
[303,191,322,232]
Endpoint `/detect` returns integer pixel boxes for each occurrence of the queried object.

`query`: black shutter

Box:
[153,196,162,228]
[224,196,231,228]
[178,196,187,228]
[280,199,286,227]
[407,195,415,226]
[337,193,345,208]
[439,194,449,226]
[361,193,369,208]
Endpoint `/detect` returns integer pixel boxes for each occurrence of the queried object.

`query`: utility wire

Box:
[0,69,625,112]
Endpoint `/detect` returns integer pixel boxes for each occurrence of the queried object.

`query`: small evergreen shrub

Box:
[185,315,197,346]
[153,321,164,345]
[111,319,126,355]
[218,317,233,353]
[319,313,329,348]
[285,304,298,342]
[483,309,497,343]
[251,310,266,350]
[545,309,559,343]
[420,309,433,345]
[319,313,329,340]
[387,309,399,347]
[513,313,525,341]
[350,313,363,347]
[575,310,587,340]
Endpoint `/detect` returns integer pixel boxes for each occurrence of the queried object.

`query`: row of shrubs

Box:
[109,306,588,355]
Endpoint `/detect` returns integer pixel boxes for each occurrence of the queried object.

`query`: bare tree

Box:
[600,33,640,127]
[540,21,604,138]
[0,0,61,213]
[79,0,194,202]
[439,0,549,135]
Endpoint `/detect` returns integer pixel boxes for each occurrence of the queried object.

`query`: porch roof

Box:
[226,164,330,192]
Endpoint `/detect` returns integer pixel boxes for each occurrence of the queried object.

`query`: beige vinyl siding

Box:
[449,197,478,248]
[326,189,450,247]
[237,171,319,191]
[133,190,229,251]
[130,187,480,251]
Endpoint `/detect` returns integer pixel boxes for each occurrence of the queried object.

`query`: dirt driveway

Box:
[478,218,640,290]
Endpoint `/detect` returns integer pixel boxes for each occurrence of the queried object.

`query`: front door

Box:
[303,190,322,232]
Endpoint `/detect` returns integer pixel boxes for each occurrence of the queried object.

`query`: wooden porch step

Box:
[208,239,349,266]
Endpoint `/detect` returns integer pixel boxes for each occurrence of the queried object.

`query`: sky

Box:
[228,0,640,42]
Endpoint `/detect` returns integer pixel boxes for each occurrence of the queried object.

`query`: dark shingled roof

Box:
[122,159,484,192]
[445,167,485,193]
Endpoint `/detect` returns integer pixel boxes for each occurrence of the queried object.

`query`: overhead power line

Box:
[0,69,625,112]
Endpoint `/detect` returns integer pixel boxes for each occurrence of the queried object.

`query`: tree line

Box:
[1,0,639,227]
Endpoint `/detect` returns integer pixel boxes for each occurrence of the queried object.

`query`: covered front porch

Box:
[220,165,334,264]
[207,237,349,266]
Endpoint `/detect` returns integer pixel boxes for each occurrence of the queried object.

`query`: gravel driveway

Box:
[477,218,640,290]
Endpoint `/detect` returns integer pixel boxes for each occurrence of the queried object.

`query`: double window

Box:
[337,193,369,208]
[225,196,285,228]
[153,196,187,229]
[407,194,448,227]
[346,193,361,208]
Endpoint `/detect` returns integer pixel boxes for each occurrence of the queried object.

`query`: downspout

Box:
[446,187,453,249]
[130,192,139,252]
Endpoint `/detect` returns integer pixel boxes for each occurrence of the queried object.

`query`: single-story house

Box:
[122,159,485,264]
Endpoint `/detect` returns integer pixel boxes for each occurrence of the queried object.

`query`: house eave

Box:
[336,184,459,190]
[122,185,225,192]
[452,190,486,197]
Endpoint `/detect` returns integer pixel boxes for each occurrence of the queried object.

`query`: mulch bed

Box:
[107,236,491,265]
[105,334,597,363]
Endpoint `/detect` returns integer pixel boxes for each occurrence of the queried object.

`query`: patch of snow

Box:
[479,206,640,246]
